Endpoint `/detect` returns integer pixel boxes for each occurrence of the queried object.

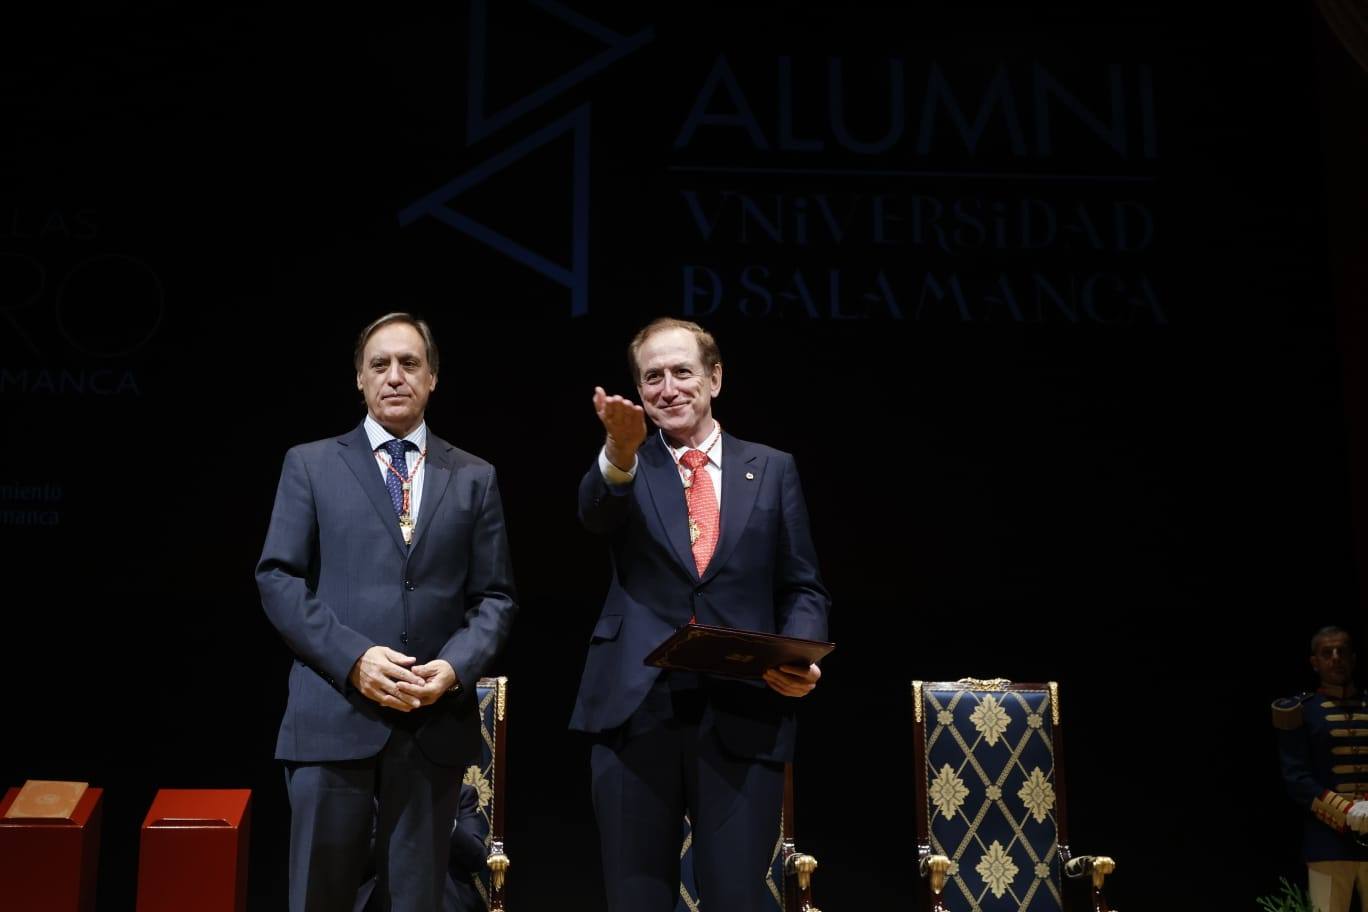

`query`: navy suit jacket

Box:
[570,431,829,762]
[257,421,517,767]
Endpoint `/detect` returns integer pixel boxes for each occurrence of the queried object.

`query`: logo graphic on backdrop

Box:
[399,11,1161,324]
[0,481,61,527]
[398,1,653,317]
[672,57,1162,324]
[0,208,162,396]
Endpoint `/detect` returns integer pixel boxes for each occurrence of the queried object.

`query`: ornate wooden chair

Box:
[676,765,820,912]
[465,676,511,912]
[911,679,1115,912]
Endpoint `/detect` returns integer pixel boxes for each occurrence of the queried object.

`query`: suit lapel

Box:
[337,423,408,555]
[410,435,453,553]
[638,435,699,579]
[701,433,763,584]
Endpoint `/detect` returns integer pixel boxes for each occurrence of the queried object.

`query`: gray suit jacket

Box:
[257,421,517,766]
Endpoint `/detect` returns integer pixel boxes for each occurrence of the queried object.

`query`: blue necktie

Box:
[380,439,412,517]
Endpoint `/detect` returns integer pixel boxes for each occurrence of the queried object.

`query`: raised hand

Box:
[594,386,646,470]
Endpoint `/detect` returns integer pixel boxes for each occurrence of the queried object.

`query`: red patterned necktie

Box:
[680,448,720,575]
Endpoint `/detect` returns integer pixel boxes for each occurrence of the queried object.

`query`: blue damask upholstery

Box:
[465,676,509,912]
[912,680,1113,912]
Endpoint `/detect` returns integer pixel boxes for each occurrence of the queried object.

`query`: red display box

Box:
[136,789,252,912]
[0,785,103,912]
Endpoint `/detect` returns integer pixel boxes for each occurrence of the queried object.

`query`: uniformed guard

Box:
[1275,626,1368,911]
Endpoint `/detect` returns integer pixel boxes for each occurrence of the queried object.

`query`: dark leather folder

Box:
[644,623,835,679]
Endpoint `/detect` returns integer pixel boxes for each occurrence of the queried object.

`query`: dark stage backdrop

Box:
[1,3,1361,909]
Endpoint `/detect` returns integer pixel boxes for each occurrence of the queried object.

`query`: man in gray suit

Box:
[258,312,517,912]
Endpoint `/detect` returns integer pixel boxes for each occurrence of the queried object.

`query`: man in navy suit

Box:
[571,318,830,911]
[258,313,517,912]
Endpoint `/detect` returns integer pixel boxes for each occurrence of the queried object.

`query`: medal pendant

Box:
[682,472,693,489]
[689,517,701,544]
[400,515,414,545]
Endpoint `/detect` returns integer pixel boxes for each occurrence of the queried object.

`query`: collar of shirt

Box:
[661,422,723,470]
[364,414,428,456]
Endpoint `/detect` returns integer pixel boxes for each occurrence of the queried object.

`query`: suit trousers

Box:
[1308,861,1368,912]
[285,726,462,912]
[590,673,784,912]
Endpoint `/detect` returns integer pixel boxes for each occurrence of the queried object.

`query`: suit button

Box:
[405,580,415,591]
[401,632,409,644]
[695,590,704,598]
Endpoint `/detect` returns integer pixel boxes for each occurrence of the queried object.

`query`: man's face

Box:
[356,322,437,436]
[1311,632,1356,688]
[634,327,722,444]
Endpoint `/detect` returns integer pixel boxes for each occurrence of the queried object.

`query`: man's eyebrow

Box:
[643,361,694,375]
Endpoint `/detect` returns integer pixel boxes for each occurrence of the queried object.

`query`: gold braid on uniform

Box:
[1312,789,1355,832]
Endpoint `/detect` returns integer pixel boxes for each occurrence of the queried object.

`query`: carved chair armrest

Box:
[784,847,821,912]
[1064,854,1116,911]
[1063,854,1114,889]
[919,852,951,912]
[486,840,510,912]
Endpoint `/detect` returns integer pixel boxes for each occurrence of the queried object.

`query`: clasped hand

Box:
[349,646,458,711]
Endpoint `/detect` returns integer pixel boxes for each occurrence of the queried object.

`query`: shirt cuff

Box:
[598,447,637,486]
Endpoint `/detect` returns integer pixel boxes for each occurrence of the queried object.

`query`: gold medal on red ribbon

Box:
[376,444,427,548]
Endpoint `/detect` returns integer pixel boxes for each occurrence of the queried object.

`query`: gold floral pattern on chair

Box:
[976,840,1020,898]
[916,683,1103,912]
[1017,767,1055,823]
[930,763,971,820]
[463,764,493,811]
[970,694,1011,745]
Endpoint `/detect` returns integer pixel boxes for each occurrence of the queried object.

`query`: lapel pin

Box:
[745,472,754,480]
